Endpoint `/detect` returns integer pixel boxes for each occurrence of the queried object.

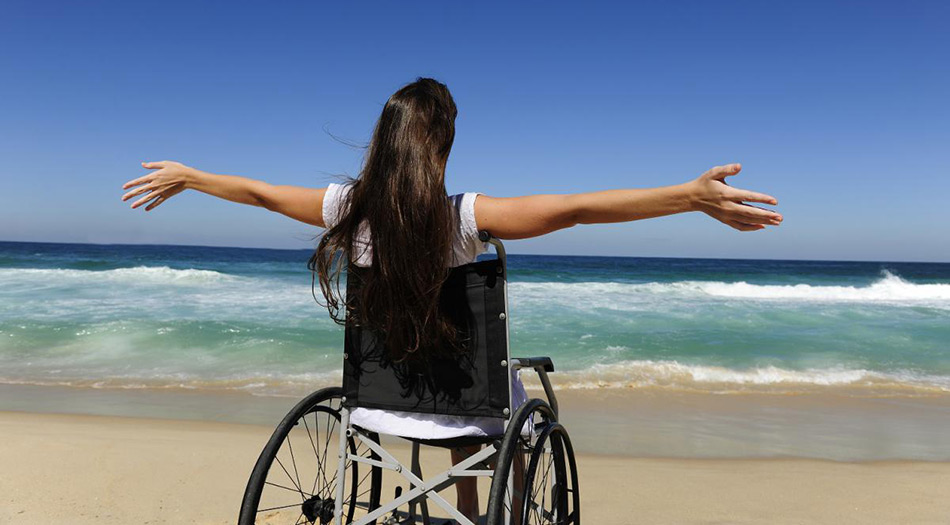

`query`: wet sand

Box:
[2,410,950,524]
[3,383,950,460]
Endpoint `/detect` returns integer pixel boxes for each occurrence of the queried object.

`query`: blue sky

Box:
[1,1,947,261]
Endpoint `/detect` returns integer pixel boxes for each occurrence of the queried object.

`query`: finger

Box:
[122,174,154,190]
[733,189,778,206]
[125,179,182,201]
[726,219,765,232]
[164,185,185,199]
[141,161,167,170]
[122,183,156,201]
[146,186,184,211]
[145,195,166,211]
[731,203,783,224]
[131,191,162,209]
[703,163,742,180]
[728,213,773,226]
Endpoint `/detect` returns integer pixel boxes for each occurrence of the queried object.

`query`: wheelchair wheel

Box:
[239,387,382,525]
[486,399,580,525]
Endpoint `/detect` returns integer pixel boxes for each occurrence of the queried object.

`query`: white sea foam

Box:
[692,271,950,301]
[4,266,947,306]
[0,265,235,285]
[528,360,950,394]
[0,370,344,398]
[4,359,949,397]
[510,271,950,306]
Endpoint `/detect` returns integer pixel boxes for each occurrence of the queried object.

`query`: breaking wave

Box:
[0,265,237,285]
[528,360,950,395]
[4,360,949,398]
[511,271,950,305]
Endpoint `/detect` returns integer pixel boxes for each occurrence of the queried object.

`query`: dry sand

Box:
[2,411,949,524]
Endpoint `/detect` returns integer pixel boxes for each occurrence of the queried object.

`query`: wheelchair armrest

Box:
[511,356,554,373]
[511,356,559,418]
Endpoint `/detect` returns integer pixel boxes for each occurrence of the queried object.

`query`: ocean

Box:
[2,240,949,399]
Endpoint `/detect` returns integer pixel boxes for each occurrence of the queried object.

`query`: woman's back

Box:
[321,183,489,269]
[322,181,528,439]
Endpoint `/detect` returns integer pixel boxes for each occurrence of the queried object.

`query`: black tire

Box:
[239,387,382,525]
[556,424,580,524]
[486,399,580,525]
[522,423,579,524]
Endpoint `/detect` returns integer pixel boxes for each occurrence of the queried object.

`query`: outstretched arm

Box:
[474,164,781,239]
[121,161,328,227]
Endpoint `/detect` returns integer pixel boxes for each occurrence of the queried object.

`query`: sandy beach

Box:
[2,389,950,524]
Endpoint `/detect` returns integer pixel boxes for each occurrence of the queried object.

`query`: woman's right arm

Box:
[474,163,782,239]
[121,161,329,227]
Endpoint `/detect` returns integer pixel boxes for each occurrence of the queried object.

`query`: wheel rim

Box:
[249,396,380,524]
[521,425,570,525]
[488,399,578,525]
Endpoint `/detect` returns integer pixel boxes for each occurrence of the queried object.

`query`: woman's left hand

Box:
[121,161,193,211]
[687,163,783,232]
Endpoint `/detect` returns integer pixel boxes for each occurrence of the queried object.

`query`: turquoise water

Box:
[2,240,949,397]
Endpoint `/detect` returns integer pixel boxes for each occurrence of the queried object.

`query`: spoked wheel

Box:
[487,399,580,525]
[239,387,382,525]
[521,423,579,524]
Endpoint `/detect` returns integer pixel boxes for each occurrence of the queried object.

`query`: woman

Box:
[121,77,781,521]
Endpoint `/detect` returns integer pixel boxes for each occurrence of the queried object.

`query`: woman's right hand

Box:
[121,161,194,211]
[687,163,783,232]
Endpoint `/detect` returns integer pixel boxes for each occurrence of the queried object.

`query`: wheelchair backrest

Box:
[341,249,512,419]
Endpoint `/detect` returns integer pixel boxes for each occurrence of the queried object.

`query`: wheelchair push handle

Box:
[510,356,559,418]
[478,230,507,263]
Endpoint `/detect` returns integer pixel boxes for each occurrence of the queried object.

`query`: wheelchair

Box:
[239,233,580,525]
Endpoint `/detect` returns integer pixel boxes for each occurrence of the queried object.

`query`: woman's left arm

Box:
[121,161,328,227]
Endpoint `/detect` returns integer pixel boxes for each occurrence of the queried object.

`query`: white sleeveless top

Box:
[322,182,528,439]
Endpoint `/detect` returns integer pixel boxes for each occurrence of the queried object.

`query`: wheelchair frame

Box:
[240,233,576,525]
[332,235,561,525]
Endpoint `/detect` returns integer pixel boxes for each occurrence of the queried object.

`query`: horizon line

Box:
[2,238,949,266]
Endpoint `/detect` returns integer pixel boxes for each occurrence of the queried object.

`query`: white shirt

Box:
[322,182,528,439]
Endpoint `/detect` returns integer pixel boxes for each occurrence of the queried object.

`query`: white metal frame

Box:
[334,424,501,525]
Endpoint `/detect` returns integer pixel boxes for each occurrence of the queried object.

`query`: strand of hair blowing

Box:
[310,78,461,362]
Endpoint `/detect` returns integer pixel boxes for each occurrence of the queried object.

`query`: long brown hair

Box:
[309,77,460,361]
